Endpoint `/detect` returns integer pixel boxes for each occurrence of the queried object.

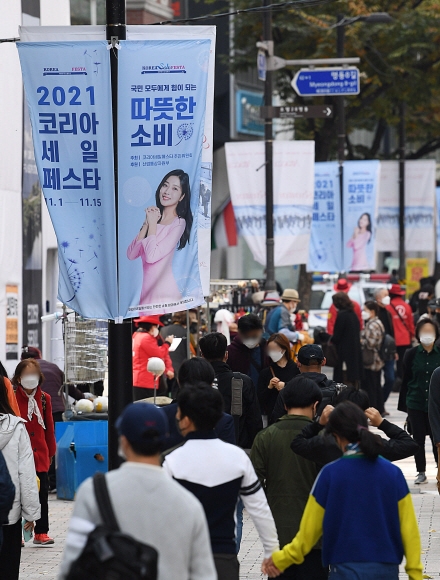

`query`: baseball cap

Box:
[116,403,169,446]
[297,344,325,365]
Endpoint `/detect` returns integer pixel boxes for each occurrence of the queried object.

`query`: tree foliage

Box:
[230,0,440,160]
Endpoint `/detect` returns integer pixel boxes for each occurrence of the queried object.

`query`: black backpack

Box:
[67,472,158,580]
[379,334,397,362]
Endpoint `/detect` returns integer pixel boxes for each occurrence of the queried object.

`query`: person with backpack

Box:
[257,334,300,420]
[270,345,342,424]
[0,378,40,578]
[200,332,262,449]
[361,301,385,415]
[12,359,56,546]
[291,386,419,467]
[374,287,397,407]
[388,284,415,380]
[398,318,440,485]
[163,383,278,580]
[263,402,422,580]
[251,377,329,580]
[60,402,216,580]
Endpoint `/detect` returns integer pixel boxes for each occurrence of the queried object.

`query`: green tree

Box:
[231,0,440,161]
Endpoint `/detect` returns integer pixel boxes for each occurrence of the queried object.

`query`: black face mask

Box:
[190,322,198,333]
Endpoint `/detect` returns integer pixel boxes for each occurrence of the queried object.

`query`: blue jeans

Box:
[329,562,399,579]
[382,359,395,403]
[235,498,244,553]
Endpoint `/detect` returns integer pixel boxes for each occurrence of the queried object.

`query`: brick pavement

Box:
[18,393,440,579]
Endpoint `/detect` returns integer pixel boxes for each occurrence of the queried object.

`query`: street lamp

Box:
[336,12,393,237]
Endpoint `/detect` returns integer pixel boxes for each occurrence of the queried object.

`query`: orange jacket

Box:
[132,331,173,389]
[4,377,20,416]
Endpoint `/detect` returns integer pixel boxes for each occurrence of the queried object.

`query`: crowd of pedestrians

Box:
[1,281,440,579]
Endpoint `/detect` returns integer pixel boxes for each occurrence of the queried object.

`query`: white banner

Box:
[225,141,315,266]
[376,160,436,253]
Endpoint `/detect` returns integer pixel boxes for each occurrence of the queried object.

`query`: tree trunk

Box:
[297,264,314,311]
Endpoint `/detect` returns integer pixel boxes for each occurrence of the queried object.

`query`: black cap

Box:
[297,344,325,365]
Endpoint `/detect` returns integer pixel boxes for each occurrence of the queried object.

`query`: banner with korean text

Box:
[307,162,342,272]
[225,141,315,266]
[17,41,118,319]
[117,38,213,316]
[342,160,380,272]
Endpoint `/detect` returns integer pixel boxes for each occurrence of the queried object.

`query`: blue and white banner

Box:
[225,141,315,267]
[376,160,435,253]
[307,162,342,272]
[17,41,118,319]
[117,40,211,316]
[342,160,380,272]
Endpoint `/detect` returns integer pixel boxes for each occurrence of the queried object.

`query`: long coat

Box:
[331,309,363,383]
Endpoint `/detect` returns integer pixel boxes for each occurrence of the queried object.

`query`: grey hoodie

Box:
[0,414,40,524]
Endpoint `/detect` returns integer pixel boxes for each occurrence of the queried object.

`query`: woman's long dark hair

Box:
[358,212,372,243]
[325,401,383,459]
[155,169,193,250]
[0,376,15,415]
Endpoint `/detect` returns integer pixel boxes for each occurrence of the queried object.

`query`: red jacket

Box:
[16,385,56,473]
[132,331,173,389]
[387,297,415,347]
[327,300,363,335]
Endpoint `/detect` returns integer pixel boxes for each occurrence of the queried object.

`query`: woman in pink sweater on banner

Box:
[346,213,372,271]
[127,169,193,311]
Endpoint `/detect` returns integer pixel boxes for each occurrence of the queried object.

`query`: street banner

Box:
[406,258,429,298]
[225,140,315,266]
[342,160,380,272]
[307,162,342,272]
[436,186,440,261]
[376,160,436,252]
[117,39,212,316]
[17,41,118,319]
[6,285,19,361]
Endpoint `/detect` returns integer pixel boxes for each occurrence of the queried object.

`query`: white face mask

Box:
[21,375,39,390]
[268,350,285,363]
[242,338,260,349]
[152,327,159,338]
[381,296,391,306]
[118,441,127,461]
[420,335,435,346]
[361,311,371,321]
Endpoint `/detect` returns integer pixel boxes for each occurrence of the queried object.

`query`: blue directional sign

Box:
[292,67,360,97]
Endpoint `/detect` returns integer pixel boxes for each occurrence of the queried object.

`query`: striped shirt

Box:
[163,431,279,556]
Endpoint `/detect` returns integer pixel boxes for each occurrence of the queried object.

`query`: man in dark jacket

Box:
[200,333,263,449]
[270,345,341,423]
[291,386,419,467]
[0,450,15,550]
[428,367,440,494]
[251,378,328,580]
[227,314,270,387]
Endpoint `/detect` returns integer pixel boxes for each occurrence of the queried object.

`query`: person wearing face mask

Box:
[227,314,270,386]
[12,359,56,546]
[374,288,396,407]
[361,301,386,415]
[132,315,175,401]
[398,319,440,485]
[257,334,300,420]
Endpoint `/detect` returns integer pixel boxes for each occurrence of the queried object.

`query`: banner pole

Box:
[106,0,132,471]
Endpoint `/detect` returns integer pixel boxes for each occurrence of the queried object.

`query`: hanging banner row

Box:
[17,31,215,320]
[225,142,436,272]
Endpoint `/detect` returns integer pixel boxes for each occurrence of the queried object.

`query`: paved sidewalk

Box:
[19,393,440,579]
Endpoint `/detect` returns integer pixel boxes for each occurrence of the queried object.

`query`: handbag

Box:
[362,347,375,367]
[322,342,339,368]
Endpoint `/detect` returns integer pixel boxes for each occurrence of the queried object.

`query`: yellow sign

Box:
[6,284,19,360]
[405,258,429,298]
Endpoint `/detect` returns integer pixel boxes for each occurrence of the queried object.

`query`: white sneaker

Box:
[414,472,428,485]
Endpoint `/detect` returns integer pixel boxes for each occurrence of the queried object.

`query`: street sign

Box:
[257,50,266,82]
[292,67,360,97]
[260,105,333,119]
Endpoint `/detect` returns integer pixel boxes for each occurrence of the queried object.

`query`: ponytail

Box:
[326,401,383,460]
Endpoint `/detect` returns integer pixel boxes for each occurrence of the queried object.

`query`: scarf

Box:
[24,388,46,430]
